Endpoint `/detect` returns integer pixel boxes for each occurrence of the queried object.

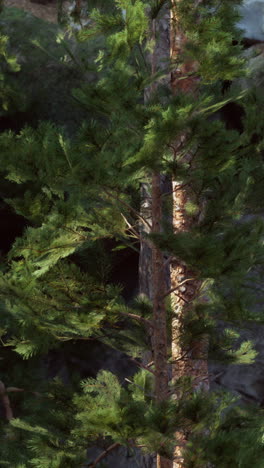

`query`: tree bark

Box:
[150,166,173,468]
[139,2,209,466]
[151,172,172,468]
[169,2,209,467]
[138,6,172,468]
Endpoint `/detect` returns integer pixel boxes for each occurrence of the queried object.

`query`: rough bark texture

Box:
[139,175,172,468]
[139,181,153,303]
[170,182,209,467]
[152,173,172,468]
[169,2,209,467]
[138,5,172,468]
[152,173,168,401]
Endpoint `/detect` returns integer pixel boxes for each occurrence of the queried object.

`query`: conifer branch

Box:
[22,242,83,255]
[61,225,87,240]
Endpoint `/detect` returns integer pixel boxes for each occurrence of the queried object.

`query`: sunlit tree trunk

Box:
[169,1,209,466]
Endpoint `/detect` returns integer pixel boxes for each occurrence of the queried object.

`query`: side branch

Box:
[129,357,156,376]
[88,442,120,467]
[0,381,13,421]
[115,310,154,328]
[162,278,196,299]
[102,188,152,230]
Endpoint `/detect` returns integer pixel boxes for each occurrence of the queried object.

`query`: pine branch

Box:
[61,225,88,240]
[21,242,83,255]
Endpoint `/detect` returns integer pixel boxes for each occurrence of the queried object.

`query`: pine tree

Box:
[0,1,264,467]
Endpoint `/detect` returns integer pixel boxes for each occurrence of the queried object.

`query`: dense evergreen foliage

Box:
[0,1,264,466]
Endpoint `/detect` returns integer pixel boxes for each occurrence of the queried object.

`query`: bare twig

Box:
[163,255,174,267]
[162,278,196,299]
[125,378,156,397]
[114,310,154,328]
[129,357,156,375]
[103,188,152,230]
[88,442,120,467]
[146,360,154,368]
[209,371,225,382]
[120,213,140,239]
[0,381,13,421]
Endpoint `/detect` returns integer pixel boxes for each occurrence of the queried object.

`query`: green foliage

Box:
[0,259,123,357]
[72,368,221,461]
[173,0,246,83]
[202,404,264,468]
[0,377,85,468]
[0,32,24,112]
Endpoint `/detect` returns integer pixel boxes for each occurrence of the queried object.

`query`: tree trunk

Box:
[139,2,209,466]
[151,172,172,468]
[138,6,172,468]
[169,2,209,467]
[170,182,209,468]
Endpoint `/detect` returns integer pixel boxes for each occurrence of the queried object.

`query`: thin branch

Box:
[168,348,193,365]
[88,442,120,467]
[120,213,140,239]
[168,339,209,368]
[56,263,75,300]
[163,255,174,267]
[102,188,152,230]
[162,278,196,299]
[6,386,43,398]
[61,225,87,240]
[6,387,24,393]
[125,378,156,397]
[209,371,225,382]
[61,336,98,341]
[161,181,191,198]
[21,241,83,255]
[0,381,13,421]
[129,357,156,376]
[114,310,154,328]
[146,360,154,368]
[168,291,189,304]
